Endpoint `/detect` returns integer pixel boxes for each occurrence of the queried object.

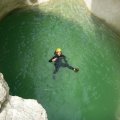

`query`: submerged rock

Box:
[0,73,48,120]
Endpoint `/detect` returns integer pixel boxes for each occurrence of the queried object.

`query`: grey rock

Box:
[0,0,49,20]
[0,73,9,109]
[0,73,48,120]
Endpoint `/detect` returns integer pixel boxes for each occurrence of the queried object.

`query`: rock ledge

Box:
[0,73,48,120]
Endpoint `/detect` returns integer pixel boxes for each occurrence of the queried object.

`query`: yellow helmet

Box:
[55,48,62,52]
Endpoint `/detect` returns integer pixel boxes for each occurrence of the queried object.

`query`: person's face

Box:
[56,51,61,56]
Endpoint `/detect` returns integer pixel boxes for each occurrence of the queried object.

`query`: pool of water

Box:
[0,0,120,120]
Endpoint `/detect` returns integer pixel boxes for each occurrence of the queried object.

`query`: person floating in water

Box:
[49,48,79,75]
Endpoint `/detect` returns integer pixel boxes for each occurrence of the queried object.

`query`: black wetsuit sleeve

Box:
[49,56,56,62]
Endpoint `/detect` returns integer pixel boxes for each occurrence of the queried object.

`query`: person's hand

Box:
[52,58,57,62]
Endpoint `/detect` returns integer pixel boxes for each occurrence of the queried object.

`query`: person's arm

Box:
[49,56,57,62]
[49,58,53,62]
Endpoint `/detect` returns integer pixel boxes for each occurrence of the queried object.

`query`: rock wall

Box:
[0,73,9,109]
[0,0,49,20]
[84,0,120,34]
[0,73,48,120]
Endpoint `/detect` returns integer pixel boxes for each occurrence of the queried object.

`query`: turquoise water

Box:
[0,0,120,120]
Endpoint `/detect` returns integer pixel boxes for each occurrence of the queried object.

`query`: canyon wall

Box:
[84,0,120,34]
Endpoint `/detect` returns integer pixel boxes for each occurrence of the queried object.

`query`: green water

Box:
[0,0,120,120]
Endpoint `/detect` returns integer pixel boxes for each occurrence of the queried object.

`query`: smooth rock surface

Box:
[0,73,48,120]
[84,0,120,34]
[0,0,49,20]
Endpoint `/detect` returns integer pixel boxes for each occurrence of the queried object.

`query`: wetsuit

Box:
[49,54,74,74]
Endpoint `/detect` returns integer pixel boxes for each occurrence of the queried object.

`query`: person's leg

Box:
[62,63,79,72]
[53,64,60,74]
[52,64,60,79]
[62,63,74,70]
